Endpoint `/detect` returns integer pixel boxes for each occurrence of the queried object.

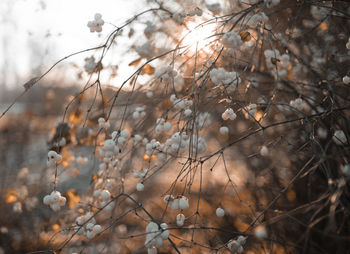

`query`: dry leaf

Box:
[129,75,136,86]
[128,58,142,66]
[65,189,81,209]
[240,31,251,42]
[141,64,155,75]
[5,188,18,203]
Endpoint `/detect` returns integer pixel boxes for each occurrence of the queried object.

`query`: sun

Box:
[180,20,217,53]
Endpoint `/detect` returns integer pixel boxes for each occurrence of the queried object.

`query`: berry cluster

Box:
[227,236,246,253]
[74,212,103,239]
[222,31,243,49]
[47,150,62,167]
[222,108,237,121]
[87,13,104,33]
[210,68,241,92]
[43,191,66,211]
[145,222,169,252]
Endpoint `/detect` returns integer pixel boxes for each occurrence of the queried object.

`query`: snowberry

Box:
[189,7,201,16]
[333,130,347,145]
[176,213,185,227]
[317,128,328,139]
[86,230,95,239]
[310,5,329,20]
[144,21,156,39]
[146,221,158,233]
[179,196,189,210]
[173,11,186,24]
[254,225,267,239]
[343,75,350,84]
[170,94,177,102]
[210,68,241,89]
[160,223,169,239]
[47,150,62,167]
[264,49,290,77]
[136,42,154,59]
[249,12,269,26]
[120,130,130,139]
[156,66,178,81]
[171,199,179,210]
[100,139,120,161]
[133,107,146,119]
[92,224,102,234]
[50,191,60,203]
[43,190,66,211]
[100,190,111,201]
[227,236,246,253]
[290,98,304,110]
[50,203,61,212]
[342,164,350,176]
[216,207,225,217]
[13,202,22,213]
[147,247,157,254]
[118,136,126,145]
[184,109,192,117]
[134,134,142,144]
[163,122,172,132]
[163,194,174,204]
[154,236,163,248]
[222,108,236,121]
[76,216,85,226]
[87,13,104,33]
[145,221,165,250]
[86,223,94,230]
[58,196,67,206]
[219,126,229,135]
[136,183,145,191]
[133,111,140,119]
[84,56,97,73]
[98,117,110,129]
[74,213,102,239]
[155,124,163,133]
[260,146,269,156]
[43,195,51,205]
[243,103,257,119]
[146,91,153,98]
[222,31,242,49]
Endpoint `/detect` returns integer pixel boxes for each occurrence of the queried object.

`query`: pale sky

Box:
[0,0,146,90]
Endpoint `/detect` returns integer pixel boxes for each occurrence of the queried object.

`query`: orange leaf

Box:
[65,189,80,209]
[129,75,137,86]
[68,111,83,125]
[128,58,142,66]
[91,173,99,181]
[5,188,18,203]
[141,64,155,75]
[240,31,251,42]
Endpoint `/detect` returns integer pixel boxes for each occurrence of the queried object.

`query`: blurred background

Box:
[0,0,145,174]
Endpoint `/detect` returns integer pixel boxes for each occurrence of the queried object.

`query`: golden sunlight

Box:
[181,20,217,53]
